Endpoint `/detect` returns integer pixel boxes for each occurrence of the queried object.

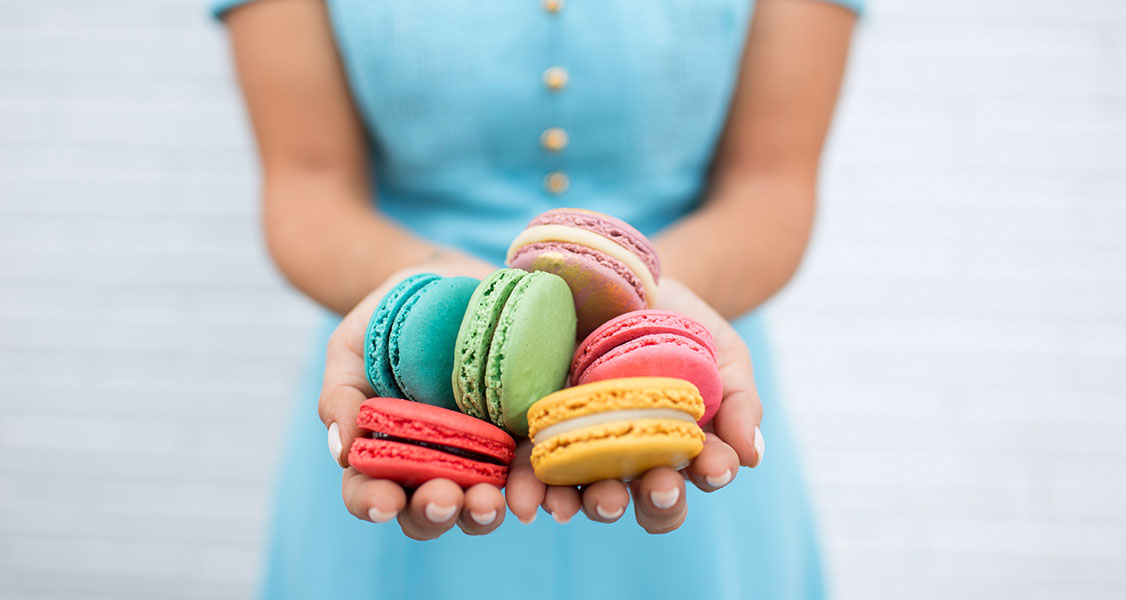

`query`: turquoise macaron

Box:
[364,273,480,410]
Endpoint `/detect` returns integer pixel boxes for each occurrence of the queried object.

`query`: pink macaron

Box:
[570,310,723,426]
[349,397,516,488]
[505,208,661,337]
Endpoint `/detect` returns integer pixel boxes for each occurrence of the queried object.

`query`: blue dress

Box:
[214,1,861,598]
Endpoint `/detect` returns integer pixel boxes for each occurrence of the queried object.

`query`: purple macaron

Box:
[505,208,661,337]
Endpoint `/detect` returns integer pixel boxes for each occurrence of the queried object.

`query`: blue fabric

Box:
[270,314,822,600]
[213,0,862,597]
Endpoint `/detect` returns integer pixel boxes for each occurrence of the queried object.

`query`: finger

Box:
[318,288,388,468]
[649,277,764,467]
[712,341,764,468]
[630,467,687,535]
[341,468,408,523]
[505,440,546,524]
[320,381,369,468]
[542,486,581,525]
[397,479,465,541]
[685,432,740,492]
[580,479,630,523]
[457,483,506,535]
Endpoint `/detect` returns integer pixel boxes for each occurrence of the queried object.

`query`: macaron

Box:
[527,377,706,486]
[349,397,516,488]
[364,274,480,410]
[570,309,722,425]
[505,208,661,337]
[452,268,577,436]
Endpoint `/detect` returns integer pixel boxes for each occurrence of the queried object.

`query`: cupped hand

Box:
[504,278,765,534]
[319,252,505,540]
[323,264,763,539]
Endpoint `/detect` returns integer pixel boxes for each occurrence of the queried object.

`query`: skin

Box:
[657,0,857,318]
[226,0,855,538]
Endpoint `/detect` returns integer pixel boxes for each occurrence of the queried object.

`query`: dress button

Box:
[543,67,569,91]
[541,127,568,152]
[544,172,570,194]
[543,0,563,14]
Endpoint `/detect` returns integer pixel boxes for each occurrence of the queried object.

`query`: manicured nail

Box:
[551,511,571,525]
[518,512,537,525]
[595,505,624,521]
[424,503,457,523]
[327,422,344,467]
[368,507,396,523]
[650,487,680,509]
[752,426,765,467]
[706,469,733,489]
[470,510,497,526]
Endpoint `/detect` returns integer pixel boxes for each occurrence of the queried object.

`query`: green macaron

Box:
[452,268,577,436]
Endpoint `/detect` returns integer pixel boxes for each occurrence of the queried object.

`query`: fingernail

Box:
[518,512,537,525]
[595,505,624,521]
[368,507,396,523]
[327,422,344,467]
[706,469,733,489]
[424,503,457,523]
[650,487,680,509]
[551,511,571,525]
[470,510,497,526]
[752,426,765,467]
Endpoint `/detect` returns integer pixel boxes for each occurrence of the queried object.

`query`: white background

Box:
[1,0,1124,598]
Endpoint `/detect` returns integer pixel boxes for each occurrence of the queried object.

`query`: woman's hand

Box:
[318,252,505,540]
[504,278,765,534]
[322,267,762,538]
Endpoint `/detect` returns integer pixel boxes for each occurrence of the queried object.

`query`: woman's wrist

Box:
[266,191,497,314]
[412,246,496,277]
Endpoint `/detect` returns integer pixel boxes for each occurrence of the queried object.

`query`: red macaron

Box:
[570,310,723,426]
[348,397,517,488]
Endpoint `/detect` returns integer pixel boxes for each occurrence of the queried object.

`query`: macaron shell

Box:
[509,242,646,337]
[530,419,705,486]
[365,273,441,398]
[486,271,576,436]
[349,439,509,488]
[575,334,723,426]
[527,377,706,434]
[451,270,526,419]
[571,309,717,379]
[527,208,661,281]
[389,276,479,410]
[506,224,658,307]
[356,397,516,462]
[350,398,516,488]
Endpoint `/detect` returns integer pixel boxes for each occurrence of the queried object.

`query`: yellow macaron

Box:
[527,377,706,485]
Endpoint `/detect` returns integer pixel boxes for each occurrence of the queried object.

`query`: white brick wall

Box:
[769,1,1126,598]
[1,0,1123,598]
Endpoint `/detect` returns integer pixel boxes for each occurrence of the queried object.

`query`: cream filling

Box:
[506,225,658,306]
[531,408,695,445]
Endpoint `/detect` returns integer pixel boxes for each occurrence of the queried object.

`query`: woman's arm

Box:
[226,1,506,540]
[655,0,857,319]
[226,0,482,315]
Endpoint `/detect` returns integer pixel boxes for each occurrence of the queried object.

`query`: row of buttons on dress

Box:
[542,0,569,194]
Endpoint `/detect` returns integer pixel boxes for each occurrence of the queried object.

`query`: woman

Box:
[216,0,859,598]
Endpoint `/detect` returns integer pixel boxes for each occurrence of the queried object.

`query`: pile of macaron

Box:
[349,208,722,490]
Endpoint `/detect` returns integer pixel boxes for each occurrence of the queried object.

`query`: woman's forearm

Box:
[655,174,815,320]
[659,0,855,319]
[227,1,471,315]
[263,169,444,315]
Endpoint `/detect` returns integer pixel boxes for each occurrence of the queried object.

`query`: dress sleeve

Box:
[210,0,263,20]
